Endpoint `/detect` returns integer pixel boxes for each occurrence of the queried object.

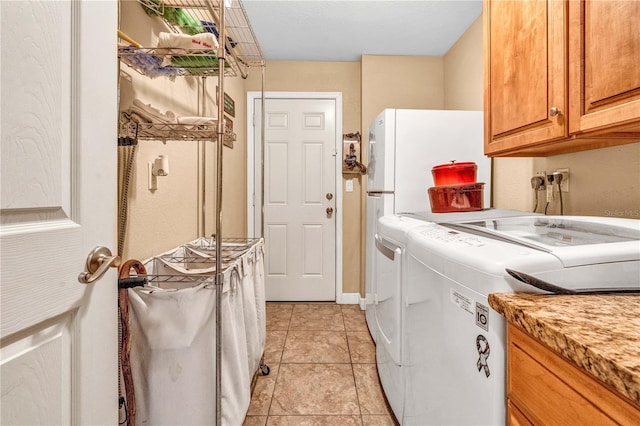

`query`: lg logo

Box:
[476,302,489,331]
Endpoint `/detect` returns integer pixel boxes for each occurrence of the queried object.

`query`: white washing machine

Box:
[372,209,531,422]
[402,215,640,425]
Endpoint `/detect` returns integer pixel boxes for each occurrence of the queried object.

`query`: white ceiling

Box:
[242,0,483,62]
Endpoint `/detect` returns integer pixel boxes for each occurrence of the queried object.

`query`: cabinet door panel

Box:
[508,324,640,425]
[484,0,567,155]
[509,337,616,425]
[569,0,640,133]
[490,0,547,135]
[507,400,534,426]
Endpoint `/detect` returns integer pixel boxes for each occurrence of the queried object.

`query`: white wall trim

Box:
[337,293,361,305]
[247,91,344,303]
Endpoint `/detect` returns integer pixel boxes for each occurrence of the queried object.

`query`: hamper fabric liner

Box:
[128,240,265,426]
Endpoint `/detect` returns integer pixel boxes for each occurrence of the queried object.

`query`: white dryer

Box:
[372,215,427,421]
[372,209,531,422]
[402,215,640,425]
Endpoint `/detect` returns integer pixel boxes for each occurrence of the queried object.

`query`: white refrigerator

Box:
[364,109,491,342]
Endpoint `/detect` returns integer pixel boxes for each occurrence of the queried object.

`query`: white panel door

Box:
[0,2,117,424]
[256,98,337,301]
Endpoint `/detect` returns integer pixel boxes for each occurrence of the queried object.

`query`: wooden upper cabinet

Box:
[569,1,640,135]
[484,0,567,156]
[484,0,640,157]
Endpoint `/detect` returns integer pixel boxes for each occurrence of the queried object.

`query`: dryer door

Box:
[374,234,403,365]
[365,193,394,343]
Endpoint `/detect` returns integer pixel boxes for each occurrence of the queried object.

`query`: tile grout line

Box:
[342,307,366,425]
[262,304,293,424]
[265,303,294,424]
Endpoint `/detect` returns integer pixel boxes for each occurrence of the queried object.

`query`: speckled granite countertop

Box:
[488,293,640,407]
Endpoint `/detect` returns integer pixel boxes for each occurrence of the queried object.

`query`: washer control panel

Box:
[417,224,486,247]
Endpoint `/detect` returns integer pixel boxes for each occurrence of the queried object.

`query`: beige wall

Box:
[541,145,640,217]
[246,61,362,132]
[444,18,483,111]
[246,61,362,294]
[206,75,248,239]
[361,55,445,136]
[490,143,640,217]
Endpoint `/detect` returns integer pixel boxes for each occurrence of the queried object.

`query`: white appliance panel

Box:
[365,193,395,342]
[376,340,404,421]
[371,214,446,425]
[367,109,490,211]
[367,109,396,193]
[374,215,433,368]
[402,215,640,425]
[402,208,531,224]
[455,215,640,268]
[373,234,402,365]
[404,254,507,425]
[393,109,490,213]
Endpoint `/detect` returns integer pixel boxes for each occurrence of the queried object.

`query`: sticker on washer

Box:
[476,335,491,377]
[450,289,474,315]
[475,302,489,331]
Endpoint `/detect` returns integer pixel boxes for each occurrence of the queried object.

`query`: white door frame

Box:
[247,91,345,303]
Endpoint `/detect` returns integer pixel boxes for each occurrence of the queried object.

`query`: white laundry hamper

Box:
[127,240,265,426]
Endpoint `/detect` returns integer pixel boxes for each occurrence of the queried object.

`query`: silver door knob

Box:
[326,207,334,217]
[78,246,121,284]
[549,107,561,117]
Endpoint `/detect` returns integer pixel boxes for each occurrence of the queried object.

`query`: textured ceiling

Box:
[242,0,483,61]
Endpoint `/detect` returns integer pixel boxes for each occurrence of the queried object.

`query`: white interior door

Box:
[254,97,338,301]
[0,2,118,424]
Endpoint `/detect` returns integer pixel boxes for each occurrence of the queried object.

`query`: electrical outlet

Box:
[555,168,569,192]
[534,171,547,190]
[345,179,353,192]
[530,176,544,190]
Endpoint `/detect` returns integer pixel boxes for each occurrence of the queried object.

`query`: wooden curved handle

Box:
[118,258,146,425]
[119,259,147,279]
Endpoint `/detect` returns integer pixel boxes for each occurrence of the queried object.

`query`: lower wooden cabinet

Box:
[507,324,640,425]
[507,400,533,426]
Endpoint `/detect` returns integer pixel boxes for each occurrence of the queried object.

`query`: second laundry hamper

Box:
[126,238,265,426]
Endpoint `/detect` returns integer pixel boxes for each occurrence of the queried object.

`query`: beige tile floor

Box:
[243,303,398,426]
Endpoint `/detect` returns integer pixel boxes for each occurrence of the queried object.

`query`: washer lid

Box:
[446,215,640,267]
[401,208,528,224]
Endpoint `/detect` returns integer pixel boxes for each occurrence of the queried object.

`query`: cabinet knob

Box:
[549,107,561,117]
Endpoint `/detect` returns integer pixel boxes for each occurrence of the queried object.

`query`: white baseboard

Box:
[337,292,361,305]
[359,297,367,311]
